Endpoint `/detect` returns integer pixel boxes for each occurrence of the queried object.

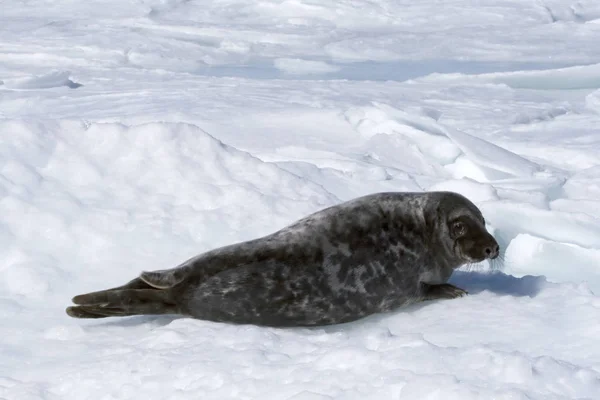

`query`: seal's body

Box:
[67,191,499,327]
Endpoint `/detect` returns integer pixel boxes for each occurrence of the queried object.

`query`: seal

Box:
[66,191,499,327]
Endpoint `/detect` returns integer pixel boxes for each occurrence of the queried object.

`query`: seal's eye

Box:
[452,221,466,236]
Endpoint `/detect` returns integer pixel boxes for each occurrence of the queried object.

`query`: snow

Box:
[2,0,600,399]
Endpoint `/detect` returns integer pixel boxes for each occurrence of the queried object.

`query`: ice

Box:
[504,234,600,287]
[564,166,600,199]
[274,59,341,75]
[442,127,540,178]
[481,201,600,248]
[513,103,571,125]
[2,0,600,399]
[345,103,462,165]
[428,179,498,202]
[586,89,600,113]
[1,71,82,89]
[344,102,540,180]
[418,63,600,90]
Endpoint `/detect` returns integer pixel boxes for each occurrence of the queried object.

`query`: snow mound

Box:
[0,120,337,302]
[1,71,82,89]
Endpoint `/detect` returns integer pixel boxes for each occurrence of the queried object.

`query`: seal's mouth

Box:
[462,255,487,263]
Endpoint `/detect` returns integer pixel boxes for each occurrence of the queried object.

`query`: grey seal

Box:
[66,191,499,327]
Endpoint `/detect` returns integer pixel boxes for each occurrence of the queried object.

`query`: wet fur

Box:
[67,191,499,327]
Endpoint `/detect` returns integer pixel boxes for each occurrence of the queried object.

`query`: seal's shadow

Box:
[319,271,550,333]
[449,270,547,297]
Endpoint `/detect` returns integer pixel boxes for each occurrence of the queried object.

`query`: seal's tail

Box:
[66,282,179,319]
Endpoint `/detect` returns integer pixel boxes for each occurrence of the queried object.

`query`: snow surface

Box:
[1,0,600,399]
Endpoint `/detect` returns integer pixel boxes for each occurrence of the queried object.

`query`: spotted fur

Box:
[67,191,499,327]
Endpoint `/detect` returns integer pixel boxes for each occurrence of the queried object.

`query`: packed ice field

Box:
[1,0,600,399]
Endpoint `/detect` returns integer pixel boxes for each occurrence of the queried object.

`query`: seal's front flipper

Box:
[67,288,179,319]
[423,283,468,301]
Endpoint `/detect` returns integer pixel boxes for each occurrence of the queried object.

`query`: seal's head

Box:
[431,191,499,266]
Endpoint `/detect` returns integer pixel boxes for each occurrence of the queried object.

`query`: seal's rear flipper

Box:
[66,288,179,319]
[140,269,186,289]
[66,306,112,318]
[66,305,138,319]
[105,277,155,291]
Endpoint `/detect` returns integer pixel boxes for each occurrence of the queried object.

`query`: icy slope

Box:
[1,116,599,400]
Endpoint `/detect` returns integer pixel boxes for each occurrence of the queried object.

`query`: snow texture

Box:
[1,0,600,399]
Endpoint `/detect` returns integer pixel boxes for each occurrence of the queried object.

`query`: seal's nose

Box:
[484,244,500,259]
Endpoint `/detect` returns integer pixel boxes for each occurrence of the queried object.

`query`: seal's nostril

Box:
[487,244,500,259]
